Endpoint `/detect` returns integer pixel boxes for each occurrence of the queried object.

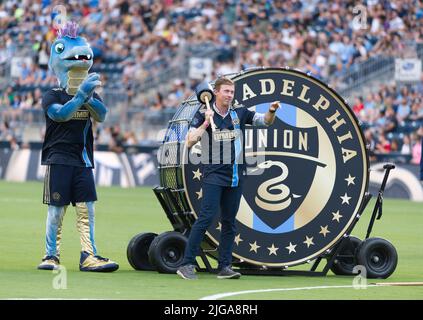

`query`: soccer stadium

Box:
[0,0,422,303]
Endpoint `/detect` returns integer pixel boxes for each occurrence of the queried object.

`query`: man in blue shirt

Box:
[177,77,280,280]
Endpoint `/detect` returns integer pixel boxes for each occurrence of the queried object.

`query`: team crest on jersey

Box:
[183,68,368,267]
[52,192,61,201]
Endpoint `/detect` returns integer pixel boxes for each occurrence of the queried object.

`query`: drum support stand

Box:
[154,164,395,277]
[196,164,395,276]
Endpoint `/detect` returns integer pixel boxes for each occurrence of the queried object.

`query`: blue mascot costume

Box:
[38,21,118,272]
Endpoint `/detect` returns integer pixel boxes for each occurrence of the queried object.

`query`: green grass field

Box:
[0,180,422,300]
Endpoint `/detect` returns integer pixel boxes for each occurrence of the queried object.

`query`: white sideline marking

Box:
[6,298,104,300]
[199,284,379,300]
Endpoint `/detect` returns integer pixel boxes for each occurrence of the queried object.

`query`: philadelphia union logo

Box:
[183,68,368,267]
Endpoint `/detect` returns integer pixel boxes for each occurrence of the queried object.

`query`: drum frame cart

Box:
[127,69,398,279]
[150,163,397,278]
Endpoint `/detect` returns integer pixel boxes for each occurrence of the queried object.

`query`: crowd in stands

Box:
[354,81,423,164]
[0,0,422,164]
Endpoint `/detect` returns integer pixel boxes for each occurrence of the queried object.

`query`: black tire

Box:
[148,231,187,274]
[355,237,398,279]
[127,232,158,271]
[330,236,362,275]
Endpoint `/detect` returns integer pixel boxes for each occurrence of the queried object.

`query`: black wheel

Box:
[355,237,398,279]
[330,236,362,275]
[127,232,158,271]
[148,231,187,274]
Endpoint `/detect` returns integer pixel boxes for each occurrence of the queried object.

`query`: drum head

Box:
[171,68,368,267]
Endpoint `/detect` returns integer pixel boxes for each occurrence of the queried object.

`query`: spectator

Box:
[108,125,125,153]
[362,93,379,124]
[382,107,398,134]
[0,39,10,65]
[375,133,391,154]
[0,120,18,149]
[411,131,422,165]
[390,139,400,152]
[352,96,364,118]
[401,134,412,155]
[37,42,50,70]
[408,99,423,122]
[96,126,112,145]
[124,131,138,145]
[364,129,377,161]
[396,97,411,123]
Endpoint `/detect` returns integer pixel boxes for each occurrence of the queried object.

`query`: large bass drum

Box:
[157,67,369,268]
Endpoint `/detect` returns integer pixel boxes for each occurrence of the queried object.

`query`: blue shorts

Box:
[43,164,97,206]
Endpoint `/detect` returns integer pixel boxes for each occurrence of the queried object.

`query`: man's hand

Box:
[263,101,280,126]
[186,110,214,148]
[269,101,280,112]
[77,73,102,101]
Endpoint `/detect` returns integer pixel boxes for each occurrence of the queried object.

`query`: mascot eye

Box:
[54,43,65,54]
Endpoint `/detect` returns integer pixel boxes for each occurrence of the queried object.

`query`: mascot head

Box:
[49,21,94,91]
